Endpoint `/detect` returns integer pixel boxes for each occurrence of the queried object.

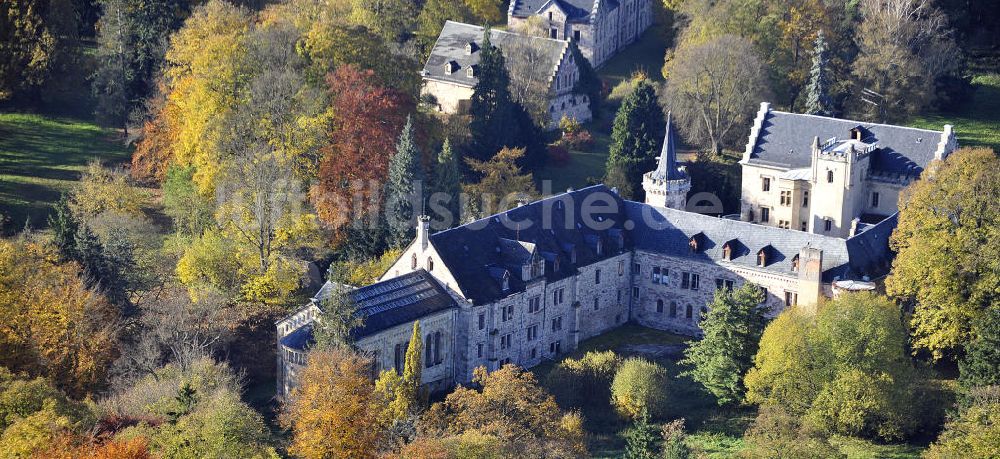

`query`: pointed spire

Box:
[653,112,686,181]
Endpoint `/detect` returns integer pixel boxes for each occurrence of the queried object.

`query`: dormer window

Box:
[465,42,478,55]
[791,254,800,272]
[723,244,732,261]
[689,232,704,253]
[466,65,477,78]
[757,247,771,267]
[501,272,510,291]
[444,61,458,75]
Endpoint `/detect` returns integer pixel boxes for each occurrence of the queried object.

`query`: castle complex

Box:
[276,107,954,398]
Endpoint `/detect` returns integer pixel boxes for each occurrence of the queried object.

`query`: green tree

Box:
[385,116,424,249]
[624,410,658,459]
[314,288,363,350]
[350,0,414,43]
[604,78,663,200]
[680,284,767,406]
[468,28,517,162]
[745,292,920,440]
[544,351,622,422]
[886,147,1000,360]
[611,358,669,420]
[958,307,1000,389]
[401,321,423,414]
[803,30,833,117]
[416,0,471,51]
[151,391,277,458]
[463,147,537,219]
[162,165,214,237]
[0,0,78,101]
[431,138,462,230]
[925,386,1000,459]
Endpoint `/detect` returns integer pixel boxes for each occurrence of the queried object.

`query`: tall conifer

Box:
[385,116,424,248]
[604,78,664,200]
[804,31,833,117]
[432,138,462,229]
[401,321,423,414]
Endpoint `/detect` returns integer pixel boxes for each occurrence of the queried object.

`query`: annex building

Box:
[276,108,951,398]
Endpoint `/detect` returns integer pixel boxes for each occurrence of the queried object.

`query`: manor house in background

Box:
[421,21,592,126]
[508,0,653,67]
[275,110,943,397]
[739,102,956,238]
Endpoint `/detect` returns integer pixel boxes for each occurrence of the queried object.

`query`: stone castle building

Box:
[507,0,653,67]
[739,102,956,238]
[276,109,941,397]
[421,21,591,127]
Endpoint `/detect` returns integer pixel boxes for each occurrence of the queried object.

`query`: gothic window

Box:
[791,255,800,272]
[760,207,771,223]
[685,304,693,319]
[669,301,677,317]
[827,170,834,183]
[824,219,833,232]
[425,333,433,368]
[427,257,434,271]
[872,192,880,208]
[681,272,690,289]
[434,331,442,364]
[411,253,417,269]
[761,177,771,192]
[478,312,485,330]
[595,269,601,284]
[656,299,663,313]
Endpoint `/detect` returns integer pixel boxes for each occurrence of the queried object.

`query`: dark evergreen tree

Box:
[680,283,767,406]
[431,138,462,230]
[959,306,1000,389]
[385,115,424,248]
[804,30,833,117]
[48,196,79,260]
[624,410,658,459]
[604,79,663,200]
[570,42,602,118]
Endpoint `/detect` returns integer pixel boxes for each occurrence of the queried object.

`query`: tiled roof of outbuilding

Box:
[747,110,948,176]
[510,0,597,19]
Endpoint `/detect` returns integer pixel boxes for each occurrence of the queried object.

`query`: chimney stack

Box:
[797,247,824,315]
[417,215,431,251]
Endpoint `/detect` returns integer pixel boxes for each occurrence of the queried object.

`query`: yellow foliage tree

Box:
[282,347,384,459]
[0,240,118,397]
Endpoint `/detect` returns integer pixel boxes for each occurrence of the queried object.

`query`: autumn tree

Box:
[611,358,670,420]
[745,293,921,440]
[0,368,95,457]
[283,347,384,459]
[312,65,413,230]
[463,147,537,219]
[663,34,769,155]
[420,365,587,457]
[851,0,960,122]
[544,351,622,425]
[0,239,119,397]
[680,283,767,406]
[959,307,1000,389]
[416,0,473,50]
[401,321,423,412]
[0,0,78,101]
[350,0,414,43]
[604,78,663,200]
[885,147,1000,360]
[925,386,1000,459]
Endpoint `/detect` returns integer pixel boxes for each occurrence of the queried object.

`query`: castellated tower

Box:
[643,112,691,210]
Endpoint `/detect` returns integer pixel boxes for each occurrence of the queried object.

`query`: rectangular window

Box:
[761,177,771,192]
[780,190,791,206]
[800,221,808,231]
[528,296,541,313]
[618,260,625,276]
[553,288,564,305]
[551,316,563,332]
[478,313,485,330]
[632,263,640,274]
[784,291,797,307]
[550,340,562,355]
[501,304,514,322]
[691,273,700,290]
[824,219,833,232]
[827,170,834,183]
[617,289,623,303]
[632,286,639,300]
[872,192,880,208]
[573,30,581,41]
[550,28,557,39]
[501,333,512,350]
[477,342,484,358]
[802,191,809,207]
[652,267,661,284]
[595,269,601,284]
[531,347,537,359]
[527,325,538,341]
[593,298,599,310]
[778,220,790,229]
[681,272,690,289]
[760,207,771,223]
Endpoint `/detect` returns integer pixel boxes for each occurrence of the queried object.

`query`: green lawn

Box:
[597,22,672,87]
[535,124,612,193]
[0,113,130,232]
[907,73,1000,151]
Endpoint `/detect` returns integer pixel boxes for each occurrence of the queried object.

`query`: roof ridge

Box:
[769,109,946,134]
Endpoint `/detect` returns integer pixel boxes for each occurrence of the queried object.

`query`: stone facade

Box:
[740,102,956,238]
[508,0,653,67]
[421,21,591,128]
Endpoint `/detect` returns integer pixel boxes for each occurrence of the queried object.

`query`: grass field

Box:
[0,113,130,231]
[907,73,1000,150]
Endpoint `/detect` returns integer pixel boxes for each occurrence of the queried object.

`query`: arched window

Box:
[685,304,693,319]
[427,257,434,271]
[656,299,664,313]
[411,253,417,269]
[434,331,442,364]
[669,301,677,318]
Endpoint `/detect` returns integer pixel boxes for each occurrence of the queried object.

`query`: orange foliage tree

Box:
[0,239,119,397]
[281,347,386,459]
[312,65,413,229]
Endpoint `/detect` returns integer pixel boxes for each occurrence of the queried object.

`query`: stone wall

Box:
[355,308,459,393]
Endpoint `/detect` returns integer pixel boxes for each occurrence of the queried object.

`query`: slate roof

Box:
[290,270,457,347]
[510,0,599,19]
[746,110,947,176]
[625,201,895,282]
[651,112,686,181]
[422,21,569,88]
[429,186,632,304]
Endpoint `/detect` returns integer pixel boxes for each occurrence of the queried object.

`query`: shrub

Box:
[608,71,649,104]
[925,386,1000,458]
[610,358,669,420]
[547,144,571,167]
[545,351,621,417]
[561,130,594,151]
